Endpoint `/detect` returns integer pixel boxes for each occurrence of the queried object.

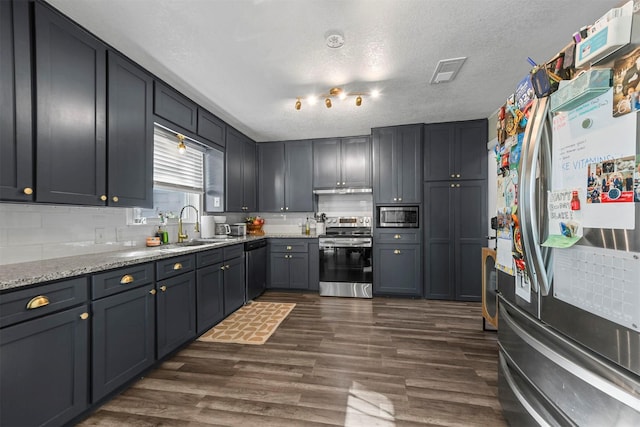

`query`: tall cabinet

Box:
[423,119,487,301]
[226,127,256,212]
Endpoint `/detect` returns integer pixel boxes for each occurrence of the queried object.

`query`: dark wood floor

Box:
[78,292,506,426]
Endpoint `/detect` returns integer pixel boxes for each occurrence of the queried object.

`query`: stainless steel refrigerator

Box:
[496,3,640,424]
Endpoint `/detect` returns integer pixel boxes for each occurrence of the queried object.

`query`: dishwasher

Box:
[244,239,267,302]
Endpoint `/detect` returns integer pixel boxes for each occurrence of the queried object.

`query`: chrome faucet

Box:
[178,205,200,243]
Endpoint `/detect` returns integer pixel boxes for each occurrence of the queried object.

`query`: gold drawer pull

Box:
[26,295,50,310]
[100,195,107,201]
[149,289,157,295]
[394,234,401,239]
[160,285,167,292]
[120,274,134,284]
[393,249,401,255]
[286,246,292,250]
[173,262,183,270]
[80,312,89,320]
[23,187,33,195]
[112,196,119,202]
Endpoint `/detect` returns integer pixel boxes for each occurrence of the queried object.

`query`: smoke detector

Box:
[325,31,345,48]
[430,57,467,84]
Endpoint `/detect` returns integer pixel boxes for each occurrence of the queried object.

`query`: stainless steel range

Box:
[318,216,373,298]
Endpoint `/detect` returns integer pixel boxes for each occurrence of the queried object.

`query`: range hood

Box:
[313,188,372,195]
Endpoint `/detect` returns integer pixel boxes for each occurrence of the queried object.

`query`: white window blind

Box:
[154,126,204,193]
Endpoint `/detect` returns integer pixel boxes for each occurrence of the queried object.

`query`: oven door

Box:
[318,237,373,298]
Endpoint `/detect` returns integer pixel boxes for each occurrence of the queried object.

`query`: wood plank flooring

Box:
[78,292,506,426]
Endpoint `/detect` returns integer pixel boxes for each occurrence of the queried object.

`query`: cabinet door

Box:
[258,142,285,212]
[226,128,244,212]
[269,253,290,289]
[373,244,421,296]
[156,272,196,359]
[424,181,455,299]
[285,140,313,211]
[196,263,224,334]
[92,286,155,401]
[455,180,487,301]
[398,125,423,203]
[288,253,309,289]
[423,123,454,182]
[313,138,341,188]
[0,0,33,202]
[0,304,89,427]
[372,127,397,203]
[308,242,319,291]
[455,120,488,180]
[107,52,153,208]
[341,136,371,187]
[197,108,225,148]
[153,81,197,133]
[243,138,257,212]
[35,3,107,205]
[223,256,245,316]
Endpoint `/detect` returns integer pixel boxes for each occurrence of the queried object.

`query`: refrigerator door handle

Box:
[519,96,553,296]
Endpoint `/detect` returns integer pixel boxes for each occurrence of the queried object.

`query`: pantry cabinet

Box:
[0,0,33,202]
[313,136,371,190]
[226,127,256,212]
[258,140,313,212]
[372,124,423,204]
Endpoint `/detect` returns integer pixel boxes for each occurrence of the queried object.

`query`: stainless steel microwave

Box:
[377,206,419,228]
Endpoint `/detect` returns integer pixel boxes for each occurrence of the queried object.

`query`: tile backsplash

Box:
[0,194,372,265]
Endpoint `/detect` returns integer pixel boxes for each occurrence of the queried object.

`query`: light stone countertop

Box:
[0,233,318,291]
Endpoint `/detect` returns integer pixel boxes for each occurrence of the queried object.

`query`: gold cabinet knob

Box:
[456,174,461,178]
[149,289,157,295]
[80,312,89,320]
[286,246,292,250]
[23,187,33,195]
[26,295,49,310]
[173,262,183,270]
[100,195,107,201]
[336,182,340,185]
[450,174,455,178]
[456,184,460,188]
[120,274,134,284]
[450,184,455,187]
[112,196,119,202]
[220,265,226,271]
[398,198,402,201]
[393,249,401,255]
[160,285,167,292]
[394,234,401,239]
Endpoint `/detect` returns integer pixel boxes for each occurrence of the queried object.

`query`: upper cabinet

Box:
[107,52,154,208]
[34,2,107,205]
[0,0,33,202]
[197,108,226,148]
[226,127,256,212]
[423,119,488,181]
[313,136,371,190]
[372,124,423,204]
[258,140,313,212]
[153,81,198,133]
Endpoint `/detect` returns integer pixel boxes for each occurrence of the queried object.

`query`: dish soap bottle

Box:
[305,217,310,235]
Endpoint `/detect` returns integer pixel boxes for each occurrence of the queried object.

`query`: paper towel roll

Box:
[200,216,216,238]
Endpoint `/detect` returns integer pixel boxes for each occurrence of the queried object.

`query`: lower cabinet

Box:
[196,251,225,335]
[268,239,310,289]
[156,255,196,359]
[0,278,90,427]
[373,244,422,296]
[223,245,245,316]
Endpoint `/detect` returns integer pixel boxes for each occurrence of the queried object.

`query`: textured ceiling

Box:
[46,0,621,142]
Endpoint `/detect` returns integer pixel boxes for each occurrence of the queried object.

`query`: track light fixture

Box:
[294,86,378,110]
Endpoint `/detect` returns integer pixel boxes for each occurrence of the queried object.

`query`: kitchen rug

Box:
[197,302,295,345]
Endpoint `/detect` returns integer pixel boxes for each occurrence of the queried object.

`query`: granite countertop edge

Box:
[0,234,319,291]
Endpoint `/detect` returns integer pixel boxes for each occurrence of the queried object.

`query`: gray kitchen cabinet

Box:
[423,119,488,182]
[268,239,309,289]
[0,277,90,427]
[373,124,423,204]
[0,0,33,202]
[226,127,256,212]
[313,136,371,190]
[196,248,225,334]
[373,229,422,296]
[91,263,156,402]
[424,180,487,301]
[197,108,226,148]
[107,51,154,208]
[153,80,198,133]
[156,255,197,359]
[258,140,313,212]
[34,2,107,205]
[223,252,245,316]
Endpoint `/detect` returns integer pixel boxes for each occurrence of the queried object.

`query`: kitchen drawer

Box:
[197,248,223,268]
[156,254,196,280]
[92,262,154,300]
[0,277,88,328]
[223,243,244,260]
[375,230,421,244]
[270,239,308,253]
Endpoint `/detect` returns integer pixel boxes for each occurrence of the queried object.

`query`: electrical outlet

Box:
[213,197,220,207]
[95,227,105,244]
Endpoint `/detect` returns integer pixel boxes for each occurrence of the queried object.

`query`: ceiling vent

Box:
[429,57,467,84]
